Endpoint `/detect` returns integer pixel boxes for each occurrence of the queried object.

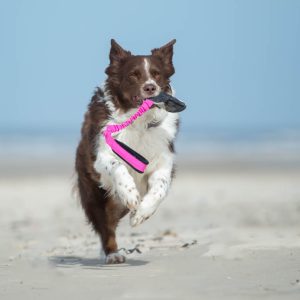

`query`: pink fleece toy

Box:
[103,99,154,173]
[102,92,186,173]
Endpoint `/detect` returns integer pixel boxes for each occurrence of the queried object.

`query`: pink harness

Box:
[103,99,154,173]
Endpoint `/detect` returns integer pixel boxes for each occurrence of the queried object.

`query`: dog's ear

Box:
[109,39,131,65]
[106,39,131,76]
[151,39,176,76]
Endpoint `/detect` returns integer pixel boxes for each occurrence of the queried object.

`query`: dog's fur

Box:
[75,39,180,264]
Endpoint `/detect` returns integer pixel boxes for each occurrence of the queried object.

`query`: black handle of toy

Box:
[149,92,186,113]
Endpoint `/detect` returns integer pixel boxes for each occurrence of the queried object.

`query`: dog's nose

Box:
[143,83,157,95]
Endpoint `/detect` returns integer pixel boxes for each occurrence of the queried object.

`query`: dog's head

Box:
[105,39,176,111]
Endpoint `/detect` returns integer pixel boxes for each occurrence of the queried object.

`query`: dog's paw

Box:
[105,252,126,264]
[130,199,157,227]
[117,183,140,210]
[114,166,141,210]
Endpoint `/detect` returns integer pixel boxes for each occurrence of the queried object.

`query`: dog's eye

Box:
[151,70,160,77]
[129,71,140,79]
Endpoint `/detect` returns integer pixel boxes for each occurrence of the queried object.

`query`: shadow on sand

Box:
[48,255,149,269]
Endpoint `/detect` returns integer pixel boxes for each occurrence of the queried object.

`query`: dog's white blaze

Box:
[143,58,160,96]
[144,58,151,79]
[145,78,158,85]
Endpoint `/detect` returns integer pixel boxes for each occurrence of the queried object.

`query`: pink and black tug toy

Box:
[103,92,186,173]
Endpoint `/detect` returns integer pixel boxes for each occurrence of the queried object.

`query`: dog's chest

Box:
[117,125,165,164]
[114,126,165,195]
[97,107,178,197]
[111,109,174,192]
[111,107,168,164]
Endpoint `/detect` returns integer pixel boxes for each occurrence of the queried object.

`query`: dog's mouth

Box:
[133,95,159,111]
[133,95,143,106]
[133,94,186,113]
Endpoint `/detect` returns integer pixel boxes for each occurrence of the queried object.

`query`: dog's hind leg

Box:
[102,197,129,264]
[77,176,128,264]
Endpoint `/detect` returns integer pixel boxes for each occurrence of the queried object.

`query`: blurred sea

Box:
[1,127,300,176]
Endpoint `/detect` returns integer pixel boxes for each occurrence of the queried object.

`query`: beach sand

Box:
[1,155,300,299]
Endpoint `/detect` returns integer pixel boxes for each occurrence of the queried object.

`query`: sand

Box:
[1,156,300,299]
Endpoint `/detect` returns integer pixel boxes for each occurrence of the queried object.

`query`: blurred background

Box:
[1,2,300,294]
[1,0,300,173]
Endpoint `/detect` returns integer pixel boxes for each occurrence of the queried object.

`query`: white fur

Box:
[105,252,125,264]
[143,58,151,80]
[93,84,178,226]
[141,58,161,98]
[100,82,116,113]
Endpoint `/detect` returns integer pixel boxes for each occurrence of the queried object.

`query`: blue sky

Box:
[1,0,300,134]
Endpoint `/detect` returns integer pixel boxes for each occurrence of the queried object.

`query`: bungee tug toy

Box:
[103,92,186,173]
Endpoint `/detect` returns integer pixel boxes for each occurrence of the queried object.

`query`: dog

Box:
[75,39,180,264]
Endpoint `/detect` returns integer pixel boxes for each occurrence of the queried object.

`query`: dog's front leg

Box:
[130,156,174,227]
[94,151,140,210]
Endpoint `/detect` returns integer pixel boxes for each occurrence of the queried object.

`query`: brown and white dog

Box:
[75,39,180,264]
